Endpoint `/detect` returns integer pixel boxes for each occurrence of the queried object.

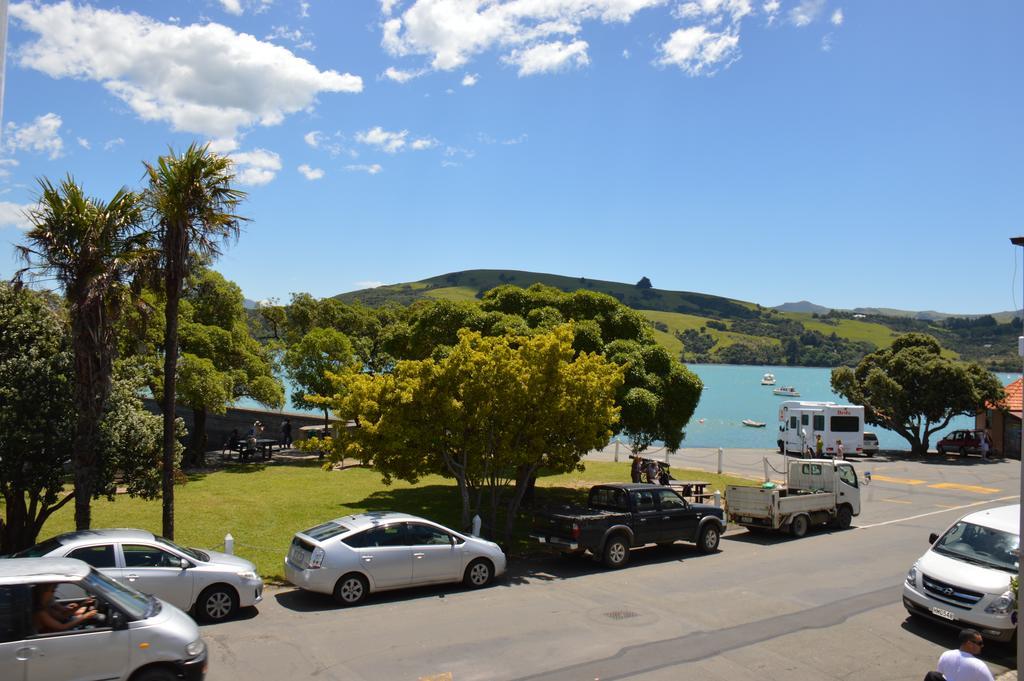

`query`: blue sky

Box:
[0,0,1020,314]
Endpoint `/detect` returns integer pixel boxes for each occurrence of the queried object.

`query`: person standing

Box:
[630,456,642,483]
[979,432,990,460]
[836,439,845,461]
[282,418,293,447]
[936,629,994,681]
[645,459,660,484]
[815,434,824,458]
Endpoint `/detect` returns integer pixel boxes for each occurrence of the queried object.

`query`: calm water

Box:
[237,364,1018,452]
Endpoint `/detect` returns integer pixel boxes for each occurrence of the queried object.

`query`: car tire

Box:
[333,573,369,606]
[195,585,238,623]
[602,535,630,569]
[789,515,809,538]
[833,505,853,530]
[958,447,967,457]
[132,666,179,681]
[697,524,720,553]
[463,559,494,588]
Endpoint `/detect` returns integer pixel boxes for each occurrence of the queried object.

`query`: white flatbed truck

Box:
[725,459,864,538]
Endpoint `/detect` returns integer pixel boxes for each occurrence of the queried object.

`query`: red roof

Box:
[990,377,1023,412]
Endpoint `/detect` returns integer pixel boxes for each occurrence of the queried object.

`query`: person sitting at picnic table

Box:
[645,459,661,485]
[225,428,240,452]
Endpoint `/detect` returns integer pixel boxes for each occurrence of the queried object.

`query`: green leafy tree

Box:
[831,333,1004,455]
[145,143,245,539]
[325,325,623,539]
[16,177,152,530]
[283,327,356,427]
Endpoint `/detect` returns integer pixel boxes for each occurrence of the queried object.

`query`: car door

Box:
[118,543,195,611]
[836,464,860,515]
[406,523,463,585]
[0,585,31,681]
[349,524,413,590]
[654,489,697,542]
[630,489,661,545]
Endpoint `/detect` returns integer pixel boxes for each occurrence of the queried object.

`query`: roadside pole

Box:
[1009,236,1024,672]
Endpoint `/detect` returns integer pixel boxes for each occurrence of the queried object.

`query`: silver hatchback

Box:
[284,511,507,605]
[12,528,263,622]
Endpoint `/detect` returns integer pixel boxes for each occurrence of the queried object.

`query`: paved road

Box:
[201,450,1020,680]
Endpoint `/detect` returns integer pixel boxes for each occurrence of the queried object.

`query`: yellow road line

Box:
[929,482,1001,494]
[418,674,453,681]
[870,474,927,485]
[878,498,913,504]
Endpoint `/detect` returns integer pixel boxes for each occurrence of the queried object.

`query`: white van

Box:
[777,401,865,457]
[0,558,208,680]
[902,504,1019,642]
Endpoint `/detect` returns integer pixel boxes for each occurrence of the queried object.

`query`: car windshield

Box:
[83,568,156,620]
[302,521,352,541]
[933,521,1019,573]
[11,537,64,558]
[155,536,207,562]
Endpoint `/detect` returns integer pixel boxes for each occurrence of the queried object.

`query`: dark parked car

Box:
[530,483,726,568]
[936,429,994,457]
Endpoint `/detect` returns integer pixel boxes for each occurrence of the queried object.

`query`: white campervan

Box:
[777,401,865,457]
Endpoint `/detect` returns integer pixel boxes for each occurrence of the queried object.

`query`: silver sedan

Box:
[284,511,507,605]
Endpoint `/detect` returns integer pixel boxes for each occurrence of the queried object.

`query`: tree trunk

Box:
[162,265,184,540]
[457,475,471,530]
[186,407,208,468]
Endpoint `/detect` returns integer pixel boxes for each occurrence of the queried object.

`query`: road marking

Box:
[870,474,927,485]
[418,674,453,681]
[929,482,1001,494]
[856,495,1019,530]
[878,498,913,504]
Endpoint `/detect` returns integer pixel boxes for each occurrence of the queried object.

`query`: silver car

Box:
[284,511,506,605]
[12,528,263,622]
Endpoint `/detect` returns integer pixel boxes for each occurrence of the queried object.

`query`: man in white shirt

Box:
[936,628,994,681]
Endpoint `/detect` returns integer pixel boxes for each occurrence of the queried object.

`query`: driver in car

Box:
[32,583,99,633]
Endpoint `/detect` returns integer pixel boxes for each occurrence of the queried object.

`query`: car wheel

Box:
[697,525,720,553]
[789,515,809,538]
[132,666,180,681]
[603,535,630,569]
[958,447,967,457]
[833,505,853,530]
[333,573,369,606]
[463,559,494,588]
[196,585,238,623]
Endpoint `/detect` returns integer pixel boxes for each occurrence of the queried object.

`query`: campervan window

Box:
[830,416,860,432]
[790,416,798,429]
[813,415,825,431]
[801,414,809,426]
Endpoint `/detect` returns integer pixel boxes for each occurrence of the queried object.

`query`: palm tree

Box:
[145,143,245,539]
[16,176,151,531]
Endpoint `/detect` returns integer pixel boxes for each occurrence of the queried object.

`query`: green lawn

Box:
[26,460,754,582]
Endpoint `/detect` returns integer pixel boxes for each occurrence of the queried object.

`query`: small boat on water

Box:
[760,372,776,385]
[742,419,766,428]
[773,386,800,397]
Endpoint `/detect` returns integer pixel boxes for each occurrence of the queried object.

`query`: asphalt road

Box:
[200,449,1020,681]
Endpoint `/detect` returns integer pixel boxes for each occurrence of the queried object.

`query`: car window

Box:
[655,489,687,510]
[590,487,629,511]
[407,523,453,546]
[358,524,408,548]
[11,537,64,558]
[838,464,858,488]
[122,544,181,568]
[0,586,30,643]
[301,521,352,542]
[66,544,116,569]
[632,490,656,511]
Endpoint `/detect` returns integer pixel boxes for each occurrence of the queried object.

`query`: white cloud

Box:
[622,48,631,58]
[503,133,528,145]
[821,33,833,51]
[356,126,408,153]
[0,201,33,230]
[4,113,63,159]
[297,163,324,180]
[410,137,438,150]
[790,0,825,26]
[354,280,385,288]
[762,0,780,24]
[304,130,322,148]
[676,0,752,23]
[10,2,362,140]
[231,148,282,185]
[381,0,664,73]
[0,158,19,179]
[657,26,739,75]
[77,137,91,149]
[383,66,426,83]
[207,137,238,153]
[504,39,590,76]
[219,0,243,15]
[104,137,125,151]
[346,164,382,174]
[299,2,310,18]
[461,72,478,86]
[267,25,312,50]
[831,8,844,25]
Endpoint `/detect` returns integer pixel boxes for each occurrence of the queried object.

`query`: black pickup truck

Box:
[529,483,727,568]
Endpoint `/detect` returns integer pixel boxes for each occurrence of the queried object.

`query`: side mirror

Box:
[929,533,939,545]
[179,558,190,570]
[110,609,128,630]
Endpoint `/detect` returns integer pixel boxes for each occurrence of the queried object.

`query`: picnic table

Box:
[667,479,711,503]
[234,438,283,462]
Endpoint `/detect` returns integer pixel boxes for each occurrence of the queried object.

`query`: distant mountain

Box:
[243,298,260,310]
[774,301,832,314]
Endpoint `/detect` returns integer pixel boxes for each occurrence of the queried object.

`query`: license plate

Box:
[930,606,956,621]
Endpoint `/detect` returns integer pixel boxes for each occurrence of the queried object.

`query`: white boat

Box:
[760,373,776,385]
[742,418,766,428]
[773,386,800,397]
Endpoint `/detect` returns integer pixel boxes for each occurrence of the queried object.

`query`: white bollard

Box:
[714,490,721,507]
[224,533,234,555]
[717,447,723,474]
[472,514,482,537]
[665,448,670,464]
[763,457,770,483]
